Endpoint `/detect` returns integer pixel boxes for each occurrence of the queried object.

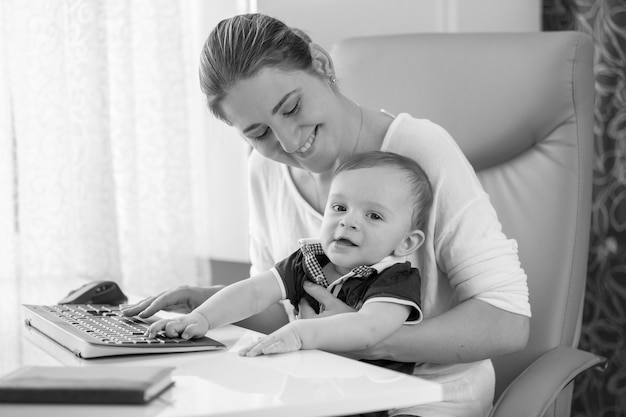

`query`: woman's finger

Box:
[121,295,160,317]
[298,297,317,319]
[302,281,333,301]
[136,295,177,318]
[122,289,190,318]
[302,282,355,316]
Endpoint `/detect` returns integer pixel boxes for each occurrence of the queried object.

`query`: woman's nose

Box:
[274,125,301,154]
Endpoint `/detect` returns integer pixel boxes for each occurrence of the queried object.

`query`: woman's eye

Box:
[283,99,301,116]
[250,128,270,140]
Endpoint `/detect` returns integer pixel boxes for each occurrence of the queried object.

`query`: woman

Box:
[124,13,531,417]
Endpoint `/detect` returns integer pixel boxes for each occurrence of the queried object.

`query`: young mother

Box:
[124,13,531,417]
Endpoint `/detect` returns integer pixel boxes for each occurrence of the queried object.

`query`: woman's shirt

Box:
[248,114,531,320]
[246,114,531,416]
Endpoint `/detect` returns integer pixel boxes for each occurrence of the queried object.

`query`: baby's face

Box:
[320,166,415,270]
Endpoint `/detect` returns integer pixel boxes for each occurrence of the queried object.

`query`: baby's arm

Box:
[239,301,411,356]
[145,271,283,339]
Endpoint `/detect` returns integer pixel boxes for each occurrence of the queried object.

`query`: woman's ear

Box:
[309,43,335,78]
[393,230,425,257]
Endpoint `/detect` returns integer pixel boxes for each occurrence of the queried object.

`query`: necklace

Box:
[309,103,363,212]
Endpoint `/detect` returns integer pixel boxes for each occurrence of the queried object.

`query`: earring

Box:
[329,75,337,83]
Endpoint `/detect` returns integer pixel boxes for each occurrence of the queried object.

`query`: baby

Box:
[146,151,432,374]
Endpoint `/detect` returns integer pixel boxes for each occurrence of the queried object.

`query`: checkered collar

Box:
[298,238,404,288]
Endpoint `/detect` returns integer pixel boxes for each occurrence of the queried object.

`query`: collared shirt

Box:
[270,238,423,323]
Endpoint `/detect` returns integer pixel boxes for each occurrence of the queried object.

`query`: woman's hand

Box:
[121,285,224,319]
[298,281,356,318]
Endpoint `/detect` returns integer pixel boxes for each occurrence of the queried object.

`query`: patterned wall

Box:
[544,1,626,416]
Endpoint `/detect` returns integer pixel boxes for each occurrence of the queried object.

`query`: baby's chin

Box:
[325,247,372,270]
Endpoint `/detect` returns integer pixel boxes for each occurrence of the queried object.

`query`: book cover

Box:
[0,365,175,404]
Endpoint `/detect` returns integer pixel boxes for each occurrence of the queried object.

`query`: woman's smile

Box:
[296,126,318,154]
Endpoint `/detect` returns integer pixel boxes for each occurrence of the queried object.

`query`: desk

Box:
[2,310,442,417]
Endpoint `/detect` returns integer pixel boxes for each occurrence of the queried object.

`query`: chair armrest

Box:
[491,346,606,417]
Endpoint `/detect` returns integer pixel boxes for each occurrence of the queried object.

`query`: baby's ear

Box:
[393,229,425,257]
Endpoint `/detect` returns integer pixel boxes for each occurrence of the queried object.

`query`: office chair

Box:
[332,31,606,417]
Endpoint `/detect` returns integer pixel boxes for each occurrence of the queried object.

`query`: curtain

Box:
[0,0,202,368]
[544,1,626,416]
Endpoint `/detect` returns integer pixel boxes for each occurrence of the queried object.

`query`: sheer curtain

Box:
[0,0,203,308]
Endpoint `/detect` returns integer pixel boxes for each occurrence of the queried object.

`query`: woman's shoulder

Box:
[383,113,454,147]
[382,113,466,165]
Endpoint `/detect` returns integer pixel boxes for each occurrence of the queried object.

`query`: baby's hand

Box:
[239,323,303,357]
[145,312,209,340]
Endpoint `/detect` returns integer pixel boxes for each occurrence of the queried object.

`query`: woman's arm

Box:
[368,298,529,363]
[301,283,529,363]
[122,285,223,318]
[122,283,290,334]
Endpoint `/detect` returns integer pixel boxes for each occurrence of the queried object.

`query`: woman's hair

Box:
[334,151,433,231]
[200,13,314,122]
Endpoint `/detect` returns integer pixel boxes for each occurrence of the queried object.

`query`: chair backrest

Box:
[331,32,594,399]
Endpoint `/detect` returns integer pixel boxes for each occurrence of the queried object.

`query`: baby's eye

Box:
[331,204,346,212]
[368,212,383,221]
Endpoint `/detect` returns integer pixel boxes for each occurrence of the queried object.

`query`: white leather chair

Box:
[331,31,607,417]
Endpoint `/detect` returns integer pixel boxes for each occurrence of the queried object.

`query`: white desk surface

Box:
[2,311,443,417]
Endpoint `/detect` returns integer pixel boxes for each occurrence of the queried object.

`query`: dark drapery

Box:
[544,1,626,416]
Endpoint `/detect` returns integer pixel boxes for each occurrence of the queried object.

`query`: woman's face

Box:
[219,67,352,173]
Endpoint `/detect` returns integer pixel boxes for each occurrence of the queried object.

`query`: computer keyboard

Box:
[23,304,225,358]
